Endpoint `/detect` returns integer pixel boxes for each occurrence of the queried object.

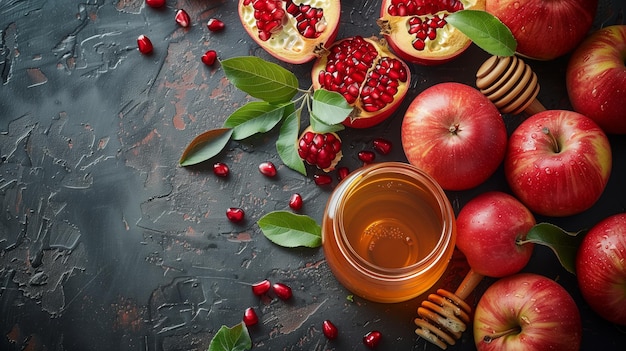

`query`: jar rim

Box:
[333,162,455,278]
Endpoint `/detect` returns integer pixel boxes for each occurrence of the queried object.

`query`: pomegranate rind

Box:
[311,36,411,129]
[238,0,341,64]
[378,0,486,65]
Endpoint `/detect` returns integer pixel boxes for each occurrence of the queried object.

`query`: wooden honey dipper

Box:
[475,55,546,115]
[414,269,484,349]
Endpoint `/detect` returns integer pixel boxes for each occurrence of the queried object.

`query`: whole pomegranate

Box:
[377,0,486,65]
[311,36,411,128]
[238,0,341,64]
[486,0,598,60]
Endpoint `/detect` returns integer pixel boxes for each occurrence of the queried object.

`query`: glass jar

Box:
[322,162,456,303]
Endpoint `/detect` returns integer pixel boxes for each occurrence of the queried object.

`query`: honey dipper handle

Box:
[525,98,546,116]
[454,269,484,300]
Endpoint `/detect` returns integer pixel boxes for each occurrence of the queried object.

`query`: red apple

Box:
[486,0,598,60]
[456,191,536,278]
[576,213,626,325]
[401,82,507,191]
[566,25,626,134]
[504,110,612,217]
[473,273,582,351]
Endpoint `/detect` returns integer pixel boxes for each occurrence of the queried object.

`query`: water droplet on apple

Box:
[591,87,598,97]
[544,167,551,174]
[513,2,520,9]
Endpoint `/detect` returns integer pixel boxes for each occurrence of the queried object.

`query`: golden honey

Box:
[322,162,456,303]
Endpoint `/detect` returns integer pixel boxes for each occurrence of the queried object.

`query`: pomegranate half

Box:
[311,36,411,129]
[377,0,486,65]
[238,0,341,64]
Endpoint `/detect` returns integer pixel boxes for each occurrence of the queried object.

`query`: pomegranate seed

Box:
[272,282,292,300]
[175,9,191,28]
[145,0,165,8]
[336,167,350,181]
[322,320,338,340]
[358,150,376,164]
[213,162,229,177]
[363,330,382,348]
[207,18,225,32]
[243,307,259,326]
[314,174,332,186]
[289,193,303,211]
[372,138,392,155]
[297,130,342,170]
[251,279,271,296]
[137,35,153,55]
[226,207,245,222]
[201,50,217,66]
[259,161,277,177]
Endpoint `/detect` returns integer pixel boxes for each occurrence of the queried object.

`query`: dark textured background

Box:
[1,0,625,350]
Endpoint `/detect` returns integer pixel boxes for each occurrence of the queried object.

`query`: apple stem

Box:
[542,127,560,153]
[449,123,460,135]
[483,327,522,343]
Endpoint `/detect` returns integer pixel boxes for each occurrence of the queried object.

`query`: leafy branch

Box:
[178,56,353,175]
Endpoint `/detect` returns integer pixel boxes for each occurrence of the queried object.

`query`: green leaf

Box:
[179,128,233,166]
[223,101,287,140]
[311,89,354,126]
[208,322,252,351]
[519,222,586,274]
[221,57,299,104]
[310,114,345,134]
[276,108,307,175]
[446,10,517,57]
[258,211,322,248]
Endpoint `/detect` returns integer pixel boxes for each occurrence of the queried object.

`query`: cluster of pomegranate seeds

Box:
[285,0,327,38]
[175,9,191,28]
[213,162,230,177]
[314,174,333,186]
[409,14,448,50]
[297,131,342,170]
[145,0,165,8]
[137,35,154,55]
[243,307,259,326]
[360,57,408,112]
[288,193,303,211]
[251,279,272,295]
[246,0,286,41]
[317,36,408,113]
[358,150,376,164]
[322,320,338,340]
[363,330,382,348]
[258,161,277,177]
[201,50,218,66]
[318,36,378,105]
[207,18,225,32]
[272,282,293,300]
[372,138,392,155]
[226,207,245,222]
[386,0,464,16]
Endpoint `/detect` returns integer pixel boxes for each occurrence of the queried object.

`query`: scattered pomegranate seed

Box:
[314,174,332,186]
[336,167,350,181]
[272,282,292,300]
[175,9,191,28]
[289,193,303,211]
[358,150,376,164]
[137,35,153,55]
[207,18,225,32]
[226,207,245,222]
[322,320,338,340]
[363,330,382,348]
[213,162,229,177]
[145,0,165,8]
[243,307,259,326]
[372,138,392,155]
[259,161,277,177]
[201,50,217,66]
[251,279,271,296]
